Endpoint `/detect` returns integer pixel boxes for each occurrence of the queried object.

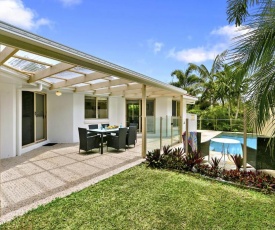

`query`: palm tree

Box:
[170,68,202,96]
[188,51,227,107]
[227,0,275,136]
[214,63,249,120]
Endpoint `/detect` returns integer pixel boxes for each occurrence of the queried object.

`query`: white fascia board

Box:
[182,94,198,102]
[0,21,191,97]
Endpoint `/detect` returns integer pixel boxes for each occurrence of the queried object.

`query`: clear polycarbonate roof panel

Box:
[15,50,60,66]
[43,77,64,84]
[72,83,89,87]
[88,79,109,84]
[105,76,119,80]
[71,66,94,74]
[0,44,6,51]
[54,71,83,79]
[5,57,48,72]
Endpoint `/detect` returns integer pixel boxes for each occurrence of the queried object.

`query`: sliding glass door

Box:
[126,99,155,132]
[22,91,46,146]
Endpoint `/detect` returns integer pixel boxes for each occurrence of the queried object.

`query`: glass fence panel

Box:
[146,116,183,154]
[146,116,161,153]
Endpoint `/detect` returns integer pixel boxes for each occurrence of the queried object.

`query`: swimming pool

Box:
[210,132,257,155]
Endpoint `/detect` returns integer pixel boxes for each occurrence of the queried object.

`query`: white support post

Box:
[185,118,189,154]
[243,107,247,170]
[160,116,163,153]
[180,96,184,142]
[142,84,147,158]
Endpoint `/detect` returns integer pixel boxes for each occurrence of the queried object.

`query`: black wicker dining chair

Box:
[126,126,137,147]
[106,128,127,151]
[88,124,99,136]
[78,127,100,153]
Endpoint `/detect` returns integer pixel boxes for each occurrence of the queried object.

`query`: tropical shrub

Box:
[146,145,203,171]
[146,145,275,193]
[146,148,161,168]
[196,164,222,178]
[210,157,222,170]
[221,170,275,191]
[182,151,204,171]
[230,154,243,170]
[161,146,185,170]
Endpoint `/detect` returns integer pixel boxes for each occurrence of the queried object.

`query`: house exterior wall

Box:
[187,113,197,132]
[0,81,16,158]
[108,96,126,127]
[154,97,173,135]
[0,73,194,159]
[47,92,74,143]
[73,93,85,142]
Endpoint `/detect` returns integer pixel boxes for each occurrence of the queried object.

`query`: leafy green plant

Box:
[146,145,275,193]
[196,164,222,178]
[182,151,204,171]
[210,157,222,170]
[221,169,275,191]
[230,154,243,170]
[146,148,161,168]
[161,145,185,170]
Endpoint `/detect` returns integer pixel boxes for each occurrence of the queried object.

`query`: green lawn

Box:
[1,164,275,230]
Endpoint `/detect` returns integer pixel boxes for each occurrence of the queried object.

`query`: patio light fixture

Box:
[56,91,62,96]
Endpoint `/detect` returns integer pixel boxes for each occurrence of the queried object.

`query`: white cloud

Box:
[154,42,164,53]
[0,0,51,30]
[58,0,82,7]
[146,39,164,54]
[168,43,228,63]
[211,25,247,39]
[168,25,250,63]
[168,47,213,63]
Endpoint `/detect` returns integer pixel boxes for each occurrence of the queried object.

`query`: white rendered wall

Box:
[47,92,74,143]
[0,82,16,158]
[182,102,187,132]
[108,96,126,127]
[73,93,85,142]
[155,97,173,135]
[186,113,197,132]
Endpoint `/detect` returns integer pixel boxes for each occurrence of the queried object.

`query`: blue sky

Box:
[0,0,242,83]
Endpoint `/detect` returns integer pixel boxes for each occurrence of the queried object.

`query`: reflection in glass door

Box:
[126,99,155,132]
[36,93,46,141]
[126,100,140,131]
[22,91,46,146]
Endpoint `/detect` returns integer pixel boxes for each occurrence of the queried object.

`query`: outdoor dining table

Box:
[89,128,119,154]
[210,138,241,165]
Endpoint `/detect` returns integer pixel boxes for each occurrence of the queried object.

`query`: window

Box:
[85,96,108,119]
[172,100,180,117]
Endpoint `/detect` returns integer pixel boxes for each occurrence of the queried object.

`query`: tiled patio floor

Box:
[0,139,145,223]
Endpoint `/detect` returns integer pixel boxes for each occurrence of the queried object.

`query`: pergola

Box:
[0,21,197,157]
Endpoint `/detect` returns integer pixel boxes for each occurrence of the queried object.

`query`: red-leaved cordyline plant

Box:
[230,154,243,170]
[210,157,223,170]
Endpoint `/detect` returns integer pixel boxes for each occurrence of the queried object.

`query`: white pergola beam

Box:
[74,78,133,92]
[94,83,142,95]
[29,62,75,83]
[51,72,109,89]
[0,46,18,64]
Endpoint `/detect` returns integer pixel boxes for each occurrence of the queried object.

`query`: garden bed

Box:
[146,146,275,193]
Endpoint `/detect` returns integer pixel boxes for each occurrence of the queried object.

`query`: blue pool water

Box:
[210,133,257,156]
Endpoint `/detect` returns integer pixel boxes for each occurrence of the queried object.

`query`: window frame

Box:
[85,96,108,119]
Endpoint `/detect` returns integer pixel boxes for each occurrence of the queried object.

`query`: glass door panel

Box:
[36,93,45,141]
[22,91,46,146]
[22,91,34,145]
[126,100,140,130]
